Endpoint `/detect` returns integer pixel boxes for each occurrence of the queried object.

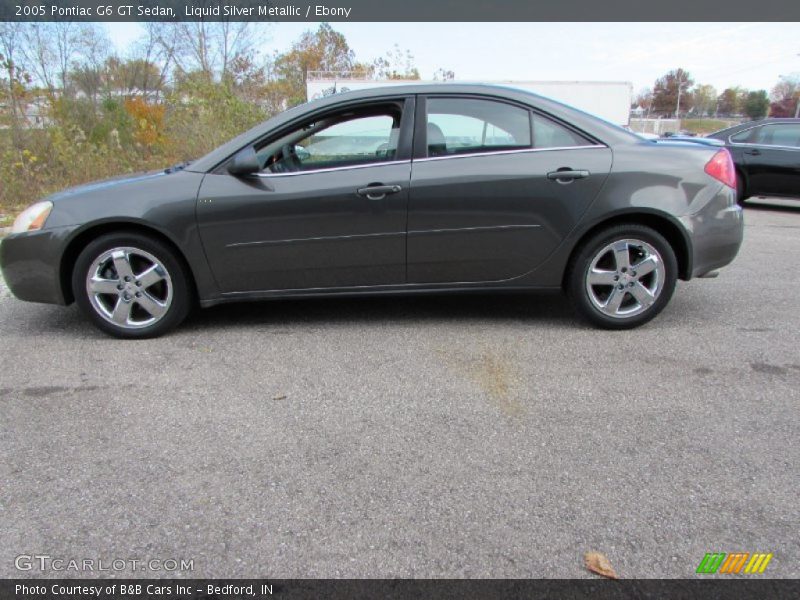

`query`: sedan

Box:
[706,118,800,203]
[0,84,744,338]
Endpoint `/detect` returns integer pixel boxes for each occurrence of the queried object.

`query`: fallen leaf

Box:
[272,394,287,401]
[584,551,619,579]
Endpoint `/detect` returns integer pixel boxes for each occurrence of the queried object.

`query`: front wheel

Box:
[72,232,192,338]
[566,224,678,329]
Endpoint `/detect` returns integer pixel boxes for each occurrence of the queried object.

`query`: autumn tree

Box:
[769,75,800,118]
[652,68,694,117]
[272,23,356,106]
[716,87,744,116]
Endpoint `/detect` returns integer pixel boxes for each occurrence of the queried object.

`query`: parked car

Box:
[0,84,744,338]
[706,118,800,203]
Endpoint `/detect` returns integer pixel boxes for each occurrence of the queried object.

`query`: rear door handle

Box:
[357,184,402,200]
[547,169,590,183]
[744,149,761,156]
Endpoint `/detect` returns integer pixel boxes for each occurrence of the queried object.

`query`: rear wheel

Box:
[566,224,678,329]
[72,232,191,338]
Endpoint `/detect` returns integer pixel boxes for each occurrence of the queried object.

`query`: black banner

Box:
[3,0,800,22]
[3,579,800,600]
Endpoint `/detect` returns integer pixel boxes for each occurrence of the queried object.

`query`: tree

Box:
[717,87,743,116]
[433,68,455,81]
[272,23,356,106]
[171,22,258,82]
[692,84,717,117]
[744,90,769,119]
[652,68,694,117]
[769,75,800,118]
[371,45,421,80]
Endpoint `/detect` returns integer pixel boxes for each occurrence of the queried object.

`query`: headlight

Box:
[11,201,53,234]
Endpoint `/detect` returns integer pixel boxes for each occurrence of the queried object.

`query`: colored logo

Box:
[696,552,773,574]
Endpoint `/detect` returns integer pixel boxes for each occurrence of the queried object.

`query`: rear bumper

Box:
[680,185,744,278]
[0,226,75,305]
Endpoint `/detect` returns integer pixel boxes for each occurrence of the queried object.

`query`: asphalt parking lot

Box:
[1,202,798,579]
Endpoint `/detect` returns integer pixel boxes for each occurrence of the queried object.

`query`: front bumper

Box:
[0,226,76,305]
[680,185,744,279]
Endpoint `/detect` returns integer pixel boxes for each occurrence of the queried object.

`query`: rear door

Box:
[733,123,800,197]
[407,95,612,284]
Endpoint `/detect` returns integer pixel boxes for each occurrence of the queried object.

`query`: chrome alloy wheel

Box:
[85,247,173,329]
[585,238,666,319]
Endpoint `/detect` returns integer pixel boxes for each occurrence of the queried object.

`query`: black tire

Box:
[736,173,748,206]
[566,224,678,330]
[71,231,192,339]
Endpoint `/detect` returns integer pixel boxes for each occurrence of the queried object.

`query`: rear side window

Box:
[531,113,591,149]
[751,124,800,148]
[426,98,532,157]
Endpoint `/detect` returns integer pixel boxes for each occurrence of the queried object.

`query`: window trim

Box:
[413,145,606,164]
[251,159,412,178]
[414,93,604,160]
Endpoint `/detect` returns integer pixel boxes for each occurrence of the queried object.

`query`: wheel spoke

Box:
[135,290,167,318]
[89,277,119,295]
[136,264,165,289]
[612,241,631,271]
[604,287,626,314]
[111,297,132,325]
[629,282,656,308]
[632,255,658,277]
[111,250,135,280]
[588,268,617,286]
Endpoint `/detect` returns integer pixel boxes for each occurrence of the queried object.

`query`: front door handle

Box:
[357,184,402,200]
[547,169,590,183]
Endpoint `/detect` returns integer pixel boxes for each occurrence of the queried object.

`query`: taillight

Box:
[704,149,736,189]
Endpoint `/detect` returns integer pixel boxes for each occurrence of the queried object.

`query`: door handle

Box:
[357,184,402,200]
[744,149,761,156]
[547,169,590,183]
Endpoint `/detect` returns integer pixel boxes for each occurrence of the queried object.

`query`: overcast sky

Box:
[106,22,800,94]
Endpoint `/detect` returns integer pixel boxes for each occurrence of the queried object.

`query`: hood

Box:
[46,170,169,203]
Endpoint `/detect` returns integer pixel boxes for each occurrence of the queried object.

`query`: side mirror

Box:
[227,146,260,176]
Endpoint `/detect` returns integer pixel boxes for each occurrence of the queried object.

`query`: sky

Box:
[105,22,800,95]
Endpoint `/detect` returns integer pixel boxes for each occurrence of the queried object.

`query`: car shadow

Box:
[182,291,575,332]
[744,198,800,214]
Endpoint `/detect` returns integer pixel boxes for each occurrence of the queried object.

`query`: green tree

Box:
[691,84,717,117]
[744,90,769,119]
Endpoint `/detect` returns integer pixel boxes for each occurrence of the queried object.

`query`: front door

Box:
[196,100,413,293]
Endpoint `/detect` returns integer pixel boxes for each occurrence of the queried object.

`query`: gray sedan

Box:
[0,84,743,338]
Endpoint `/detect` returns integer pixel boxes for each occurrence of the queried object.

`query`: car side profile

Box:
[706,118,800,203]
[0,84,744,338]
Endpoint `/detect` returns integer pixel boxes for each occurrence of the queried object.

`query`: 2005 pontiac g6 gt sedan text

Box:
[0,84,744,338]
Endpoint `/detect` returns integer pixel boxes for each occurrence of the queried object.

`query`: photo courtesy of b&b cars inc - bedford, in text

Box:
[0,0,799,598]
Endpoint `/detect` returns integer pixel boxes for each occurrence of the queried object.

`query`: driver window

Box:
[260,109,401,174]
